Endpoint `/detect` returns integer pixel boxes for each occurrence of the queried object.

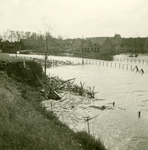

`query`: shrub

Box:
[5,60,43,86]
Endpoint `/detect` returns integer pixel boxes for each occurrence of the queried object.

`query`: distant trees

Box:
[129,38,145,55]
[16,31,21,41]
[0,30,46,42]
[7,30,16,42]
[31,32,37,39]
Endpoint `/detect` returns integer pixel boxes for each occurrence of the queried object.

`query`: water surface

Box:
[46,55,148,150]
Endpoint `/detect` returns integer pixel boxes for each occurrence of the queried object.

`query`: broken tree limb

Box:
[36,74,61,100]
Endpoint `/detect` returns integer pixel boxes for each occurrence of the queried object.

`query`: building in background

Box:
[1,33,148,55]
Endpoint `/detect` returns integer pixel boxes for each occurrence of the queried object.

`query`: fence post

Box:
[86,117,90,150]
[51,102,53,111]
[86,117,90,135]
[82,59,84,65]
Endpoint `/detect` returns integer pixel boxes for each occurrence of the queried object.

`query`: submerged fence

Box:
[83,59,145,74]
[114,57,148,65]
[14,55,146,74]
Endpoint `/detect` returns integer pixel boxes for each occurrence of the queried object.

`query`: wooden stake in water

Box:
[82,59,84,65]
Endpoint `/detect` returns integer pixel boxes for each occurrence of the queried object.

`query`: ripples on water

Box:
[46,58,148,150]
[13,54,148,150]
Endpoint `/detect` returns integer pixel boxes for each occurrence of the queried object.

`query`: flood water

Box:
[46,55,148,150]
[12,54,148,150]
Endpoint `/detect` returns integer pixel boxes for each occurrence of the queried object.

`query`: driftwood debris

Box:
[36,73,98,100]
[36,75,61,100]
[47,76,98,99]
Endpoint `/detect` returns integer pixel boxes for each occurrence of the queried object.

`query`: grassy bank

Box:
[0,54,106,150]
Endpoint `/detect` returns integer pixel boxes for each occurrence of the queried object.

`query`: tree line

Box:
[0,30,53,42]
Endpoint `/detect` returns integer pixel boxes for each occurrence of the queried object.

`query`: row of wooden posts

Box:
[114,57,148,65]
[17,56,145,73]
[83,59,145,73]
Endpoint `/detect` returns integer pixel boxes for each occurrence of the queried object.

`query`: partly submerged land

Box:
[0,53,106,150]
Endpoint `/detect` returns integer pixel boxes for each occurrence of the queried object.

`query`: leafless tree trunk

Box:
[40,17,54,75]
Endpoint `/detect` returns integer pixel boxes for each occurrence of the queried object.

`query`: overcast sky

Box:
[0,0,148,38]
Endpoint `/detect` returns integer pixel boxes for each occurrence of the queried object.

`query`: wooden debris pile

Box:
[39,76,98,100]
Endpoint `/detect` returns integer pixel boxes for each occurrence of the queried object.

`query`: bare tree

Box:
[8,30,16,42]
[16,31,21,41]
[3,31,8,41]
[39,17,54,74]
[25,31,31,39]
[20,31,26,39]
[31,32,37,39]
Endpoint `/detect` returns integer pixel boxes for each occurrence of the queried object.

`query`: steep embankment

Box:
[0,73,81,150]
[0,54,106,150]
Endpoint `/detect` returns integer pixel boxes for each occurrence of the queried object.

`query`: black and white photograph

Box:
[0,0,148,150]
